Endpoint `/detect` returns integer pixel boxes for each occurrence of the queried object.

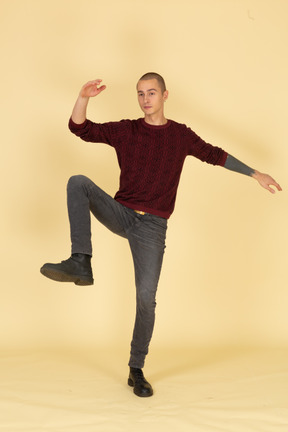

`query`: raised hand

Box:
[80,79,106,98]
[71,79,107,124]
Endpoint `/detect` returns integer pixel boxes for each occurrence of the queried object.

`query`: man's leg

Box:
[67,175,128,254]
[41,177,167,396]
[127,213,167,396]
[41,175,130,284]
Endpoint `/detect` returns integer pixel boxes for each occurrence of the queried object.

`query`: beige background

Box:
[1,1,288,430]
[1,0,287,352]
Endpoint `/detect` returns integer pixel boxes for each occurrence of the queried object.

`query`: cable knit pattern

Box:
[69,117,227,218]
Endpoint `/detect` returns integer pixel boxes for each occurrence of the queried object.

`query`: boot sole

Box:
[40,267,94,286]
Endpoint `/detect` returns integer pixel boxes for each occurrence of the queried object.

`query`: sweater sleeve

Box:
[185,126,228,166]
[68,117,127,147]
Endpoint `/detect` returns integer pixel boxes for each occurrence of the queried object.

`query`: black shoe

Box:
[128,367,153,397]
[40,253,94,286]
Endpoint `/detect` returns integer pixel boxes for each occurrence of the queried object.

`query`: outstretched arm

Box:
[71,79,106,124]
[224,154,282,194]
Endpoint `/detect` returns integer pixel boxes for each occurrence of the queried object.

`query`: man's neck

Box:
[143,114,168,126]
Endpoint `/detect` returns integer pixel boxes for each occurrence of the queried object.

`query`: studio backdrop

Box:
[1,0,287,351]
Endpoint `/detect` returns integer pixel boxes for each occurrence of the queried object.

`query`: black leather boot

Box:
[128,367,153,397]
[40,253,94,285]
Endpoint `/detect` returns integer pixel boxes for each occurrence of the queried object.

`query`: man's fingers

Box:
[257,173,282,194]
[90,79,102,84]
[268,179,282,192]
[80,80,106,97]
[264,182,282,194]
[98,85,106,92]
[84,79,103,88]
[91,80,106,93]
[268,187,276,194]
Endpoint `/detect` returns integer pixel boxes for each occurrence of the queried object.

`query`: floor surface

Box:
[0,346,287,432]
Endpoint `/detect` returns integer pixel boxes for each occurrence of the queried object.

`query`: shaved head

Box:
[138,72,166,93]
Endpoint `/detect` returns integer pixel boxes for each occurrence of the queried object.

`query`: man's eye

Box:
[149,92,155,96]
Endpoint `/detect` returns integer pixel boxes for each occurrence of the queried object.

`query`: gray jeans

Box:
[67,175,167,368]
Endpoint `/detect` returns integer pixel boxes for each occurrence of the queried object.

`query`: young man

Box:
[41,73,281,398]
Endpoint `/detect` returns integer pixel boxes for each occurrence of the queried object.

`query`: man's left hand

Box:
[252,170,282,194]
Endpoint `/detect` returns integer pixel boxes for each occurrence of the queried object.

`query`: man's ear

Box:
[163,90,169,101]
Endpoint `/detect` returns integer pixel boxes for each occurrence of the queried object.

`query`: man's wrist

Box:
[78,94,90,103]
[251,169,260,180]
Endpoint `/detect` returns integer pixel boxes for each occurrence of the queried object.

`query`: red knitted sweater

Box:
[69,117,228,219]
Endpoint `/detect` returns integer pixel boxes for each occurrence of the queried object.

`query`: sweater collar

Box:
[140,118,171,130]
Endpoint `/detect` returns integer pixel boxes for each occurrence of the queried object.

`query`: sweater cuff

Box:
[219,151,228,167]
[68,117,88,131]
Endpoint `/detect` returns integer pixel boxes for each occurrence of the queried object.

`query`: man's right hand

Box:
[80,79,106,98]
[71,79,106,124]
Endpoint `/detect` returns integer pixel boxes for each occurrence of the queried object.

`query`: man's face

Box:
[137,79,168,117]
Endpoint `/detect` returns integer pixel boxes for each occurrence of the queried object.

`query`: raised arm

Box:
[71,79,106,124]
[224,154,282,194]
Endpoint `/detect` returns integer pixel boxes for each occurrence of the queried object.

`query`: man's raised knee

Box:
[67,174,88,190]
